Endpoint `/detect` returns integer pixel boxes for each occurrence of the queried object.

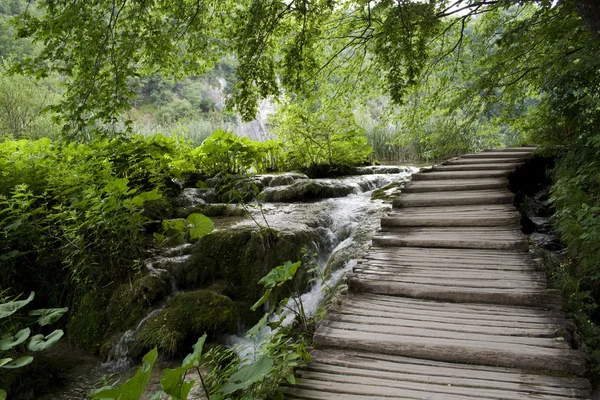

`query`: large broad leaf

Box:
[0,359,12,367]
[89,348,158,399]
[0,328,31,351]
[0,389,6,400]
[0,356,34,369]
[0,292,34,319]
[160,366,194,400]
[28,307,69,326]
[182,334,207,369]
[250,289,272,312]
[187,213,214,240]
[132,189,163,207]
[27,329,64,352]
[219,357,273,395]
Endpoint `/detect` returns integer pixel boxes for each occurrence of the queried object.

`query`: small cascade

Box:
[106,307,166,370]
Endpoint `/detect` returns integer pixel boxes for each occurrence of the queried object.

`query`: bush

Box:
[0,135,201,307]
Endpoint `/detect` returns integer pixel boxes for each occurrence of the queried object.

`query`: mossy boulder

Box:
[260,180,357,202]
[106,273,172,334]
[137,290,237,355]
[67,291,108,353]
[170,228,310,300]
[173,204,248,219]
[142,198,174,220]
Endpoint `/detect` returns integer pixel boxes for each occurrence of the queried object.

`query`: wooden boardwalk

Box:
[285,148,592,399]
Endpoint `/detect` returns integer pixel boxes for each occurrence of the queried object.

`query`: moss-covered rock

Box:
[67,291,108,354]
[106,273,172,333]
[260,180,357,202]
[171,228,309,300]
[173,204,248,219]
[137,290,237,355]
[370,182,403,201]
[142,198,174,220]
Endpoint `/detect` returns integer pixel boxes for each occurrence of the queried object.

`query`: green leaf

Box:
[103,178,129,194]
[27,329,64,351]
[250,289,272,312]
[219,357,273,395]
[0,356,34,369]
[90,348,158,399]
[0,292,34,319]
[133,189,163,207]
[187,213,214,240]
[0,359,13,367]
[28,307,69,326]
[160,366,194,400]
[0,389,6,400]
[285,373,296,385]
[182,334,207,369]
[0,328,31,351]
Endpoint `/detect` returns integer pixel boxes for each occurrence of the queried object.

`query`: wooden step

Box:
[363,247,536,271]
[313,295,584,376]
[444,157,526,165]
[432,163,521,172]
[484,147,537,153]
[393,189,514,207]
[411,170,511,180]
[382,205,521,227]
[461,152,532,159]
[373,226,528,250]
[402,178,508,193]
[285,350,591,400]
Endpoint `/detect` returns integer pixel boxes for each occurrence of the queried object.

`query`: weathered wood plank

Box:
[309,350,589,391]
[411,170,512,180]
[347,276,562,307]
[444,157,526,165]
[432,163,521,171]
[373,226,528,250]
[462,151,533,158]
[313,326,586,376]
[393,189,515,207]
[403,178,509,192]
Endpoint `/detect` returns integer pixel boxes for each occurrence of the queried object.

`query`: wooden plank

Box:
[461,152,532,159]
[313,326,586,376]
[484,147,537,153]
[320,316,568,346]
[393,189,515,207]
[432,163,521,171]
[373,226,528,250]
[334,301,566,328]
[411,170,512,180]
[402,178,509,192]
[307,350,591,395]
[351,293,561,318]
[347,276,562,307]
[444,157,526,165]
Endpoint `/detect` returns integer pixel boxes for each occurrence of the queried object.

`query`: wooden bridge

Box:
[285,148,592,399]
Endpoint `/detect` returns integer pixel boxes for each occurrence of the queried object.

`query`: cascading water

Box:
[223,167,419,362]
[47,166,418,399]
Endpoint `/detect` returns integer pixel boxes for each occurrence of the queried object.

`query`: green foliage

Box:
[0,135,201,307]
[90,335,212,400]
[271,93,372,169]
[194,130,277,175]
[154,213,215,247]
[0,292,67,395]
[0,61,60,140]
[90,348,158,400]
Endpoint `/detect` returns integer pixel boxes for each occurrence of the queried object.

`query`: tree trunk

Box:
[576,0,600,42]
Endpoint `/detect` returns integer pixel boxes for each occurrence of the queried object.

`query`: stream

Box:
[45,166,418,399]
